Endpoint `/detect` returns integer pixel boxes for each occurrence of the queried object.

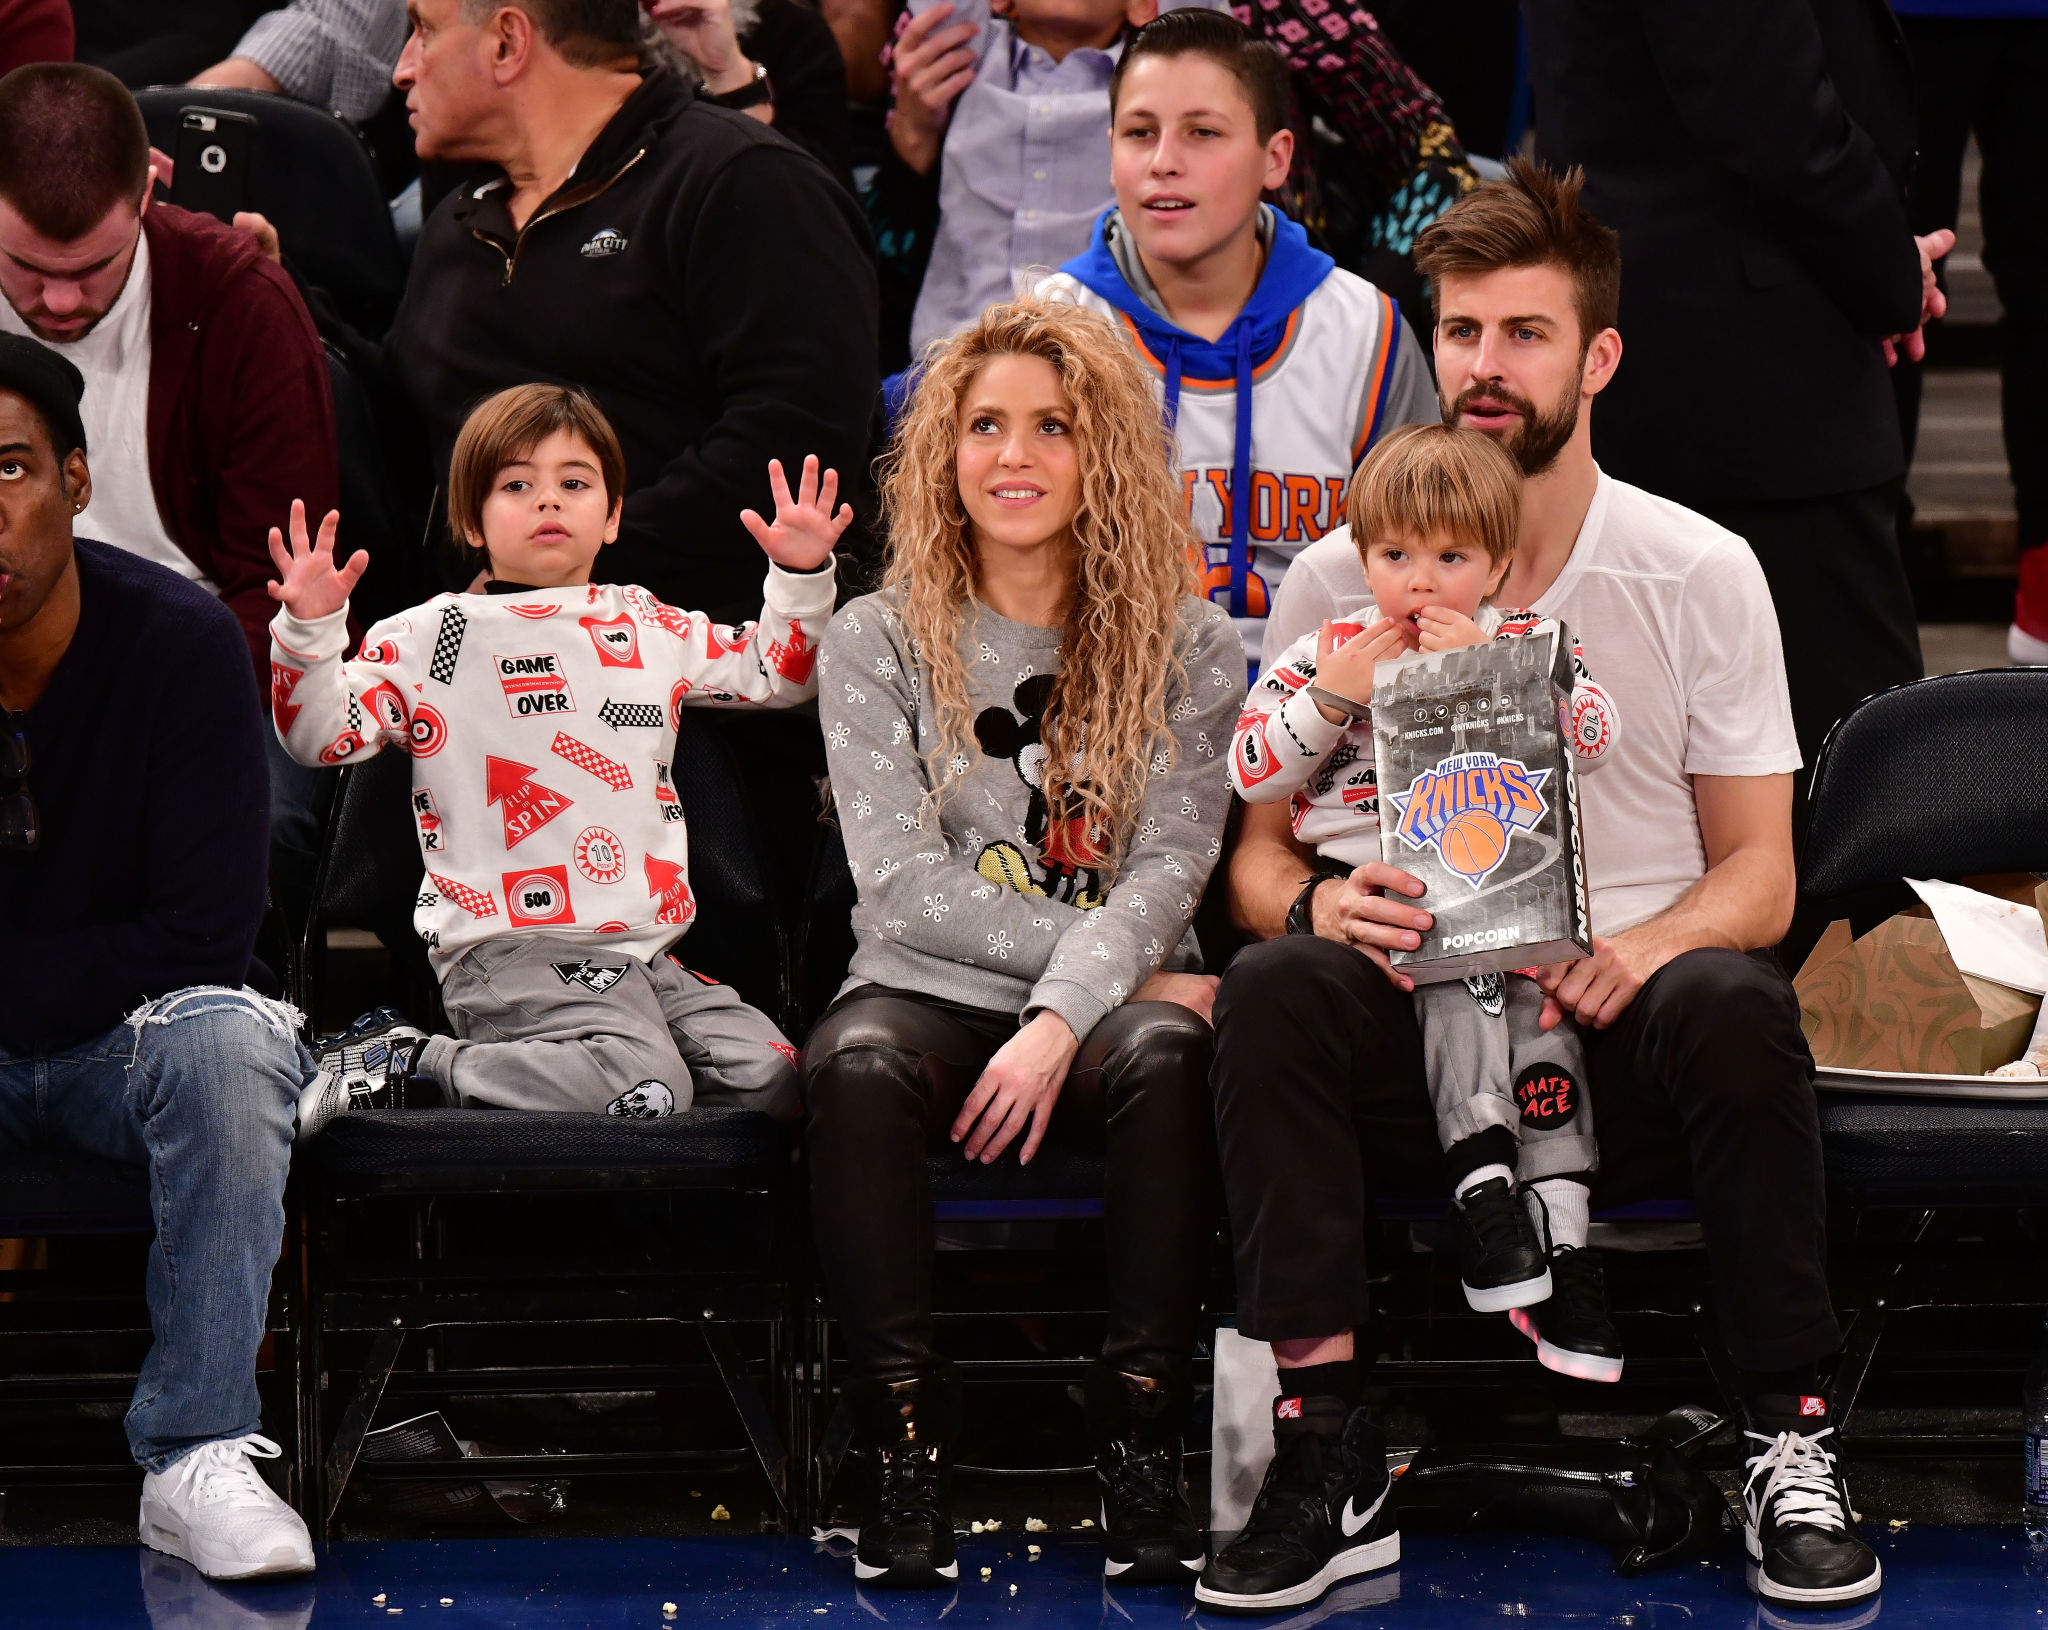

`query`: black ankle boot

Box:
[1088,1363,1205,1585]
[847,1371,960,1588]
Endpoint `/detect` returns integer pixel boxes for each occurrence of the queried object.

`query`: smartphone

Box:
[172,107,259,223]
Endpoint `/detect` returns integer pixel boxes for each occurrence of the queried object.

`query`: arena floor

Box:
[1,1526,2039,1628]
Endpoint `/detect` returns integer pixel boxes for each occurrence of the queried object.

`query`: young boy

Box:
[1228,424,1626,1381]
[273,385,849,1131]
[1039,7,1438,671]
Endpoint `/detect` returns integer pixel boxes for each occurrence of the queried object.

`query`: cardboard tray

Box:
[1815,1064,2048,1101]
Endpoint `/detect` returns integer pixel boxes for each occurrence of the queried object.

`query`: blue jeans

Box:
[0,987,310,1470]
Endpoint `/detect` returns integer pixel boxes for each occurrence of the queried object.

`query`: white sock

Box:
[1529,1178,1590,1251]
[1457,1163,1515,1201]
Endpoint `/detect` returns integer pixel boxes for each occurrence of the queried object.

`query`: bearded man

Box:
[1196,162,1879,1618]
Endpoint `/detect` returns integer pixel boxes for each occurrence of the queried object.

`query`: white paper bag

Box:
[1210,1327,1280,1542]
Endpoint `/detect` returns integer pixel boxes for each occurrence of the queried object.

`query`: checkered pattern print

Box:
[428,607,467,685]
[551,732,634,790]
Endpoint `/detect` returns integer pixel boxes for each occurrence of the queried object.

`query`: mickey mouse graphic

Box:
[972,674,1108,908]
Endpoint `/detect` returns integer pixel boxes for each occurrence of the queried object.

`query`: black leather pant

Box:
[802,986,1217,1386]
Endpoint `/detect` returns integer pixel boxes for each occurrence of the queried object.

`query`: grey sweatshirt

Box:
[820,590,1246,1040]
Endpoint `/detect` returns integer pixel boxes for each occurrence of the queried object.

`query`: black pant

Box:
[802,987,1218,1386]
[1895,14,2048,553]
[1700,479,1924,793]
[1211,937,1838,1372]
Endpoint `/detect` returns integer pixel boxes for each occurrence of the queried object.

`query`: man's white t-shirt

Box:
[0,230,211,590]
[1264,471,1801,935]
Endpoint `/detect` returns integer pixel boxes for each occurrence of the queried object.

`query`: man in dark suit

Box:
[1523,0,1950,788]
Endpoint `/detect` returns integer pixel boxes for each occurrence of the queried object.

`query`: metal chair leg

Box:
[706,1321,789,1519]
[324,1324,405,1530]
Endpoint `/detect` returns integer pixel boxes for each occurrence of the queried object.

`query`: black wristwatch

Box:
[709,60,773,110]
[1285,865,1348,937]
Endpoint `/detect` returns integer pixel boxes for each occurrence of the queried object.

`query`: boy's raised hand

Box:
[1312,617,1408,724]
[741,455,853,573]
[266,499,366,622]
[1414,605,1490,653]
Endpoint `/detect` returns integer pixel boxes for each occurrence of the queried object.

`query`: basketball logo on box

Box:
[1385,750,1550,888]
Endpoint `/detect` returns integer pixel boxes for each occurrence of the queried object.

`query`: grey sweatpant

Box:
[421,935,799,1118]
[1414,973,1596,1183]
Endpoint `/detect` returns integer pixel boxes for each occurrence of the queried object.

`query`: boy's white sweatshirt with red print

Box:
[270,564,834,968]
[1230,608,1619,868]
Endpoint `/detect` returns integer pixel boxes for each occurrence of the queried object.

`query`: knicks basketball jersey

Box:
[1043,209,1421,668]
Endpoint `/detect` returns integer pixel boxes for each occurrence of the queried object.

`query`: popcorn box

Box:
[1371,625,1593,983]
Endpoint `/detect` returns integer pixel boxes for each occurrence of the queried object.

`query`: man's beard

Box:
[1445,367,1584,479]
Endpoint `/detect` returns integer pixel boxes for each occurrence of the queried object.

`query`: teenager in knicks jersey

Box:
[1040,8,1438,671]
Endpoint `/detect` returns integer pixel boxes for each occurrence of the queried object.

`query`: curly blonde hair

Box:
[878,296,1197,863]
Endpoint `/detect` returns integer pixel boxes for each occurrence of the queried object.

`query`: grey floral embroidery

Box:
[988,930,1015,959]
[922,892,949,921]
[874,654,898,677]
[827,722,850,749]
[851,790,874,819]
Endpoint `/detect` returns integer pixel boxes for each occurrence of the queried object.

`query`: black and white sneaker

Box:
[1091,1367,1204,1583]
[1454,1176,1551,1312]
[1742,1413,1880,1605]
[297,1009,433,1142]
[848,1375,960,1589]
[1195,1395,1398,1614]
[1509,1246,1624,1382]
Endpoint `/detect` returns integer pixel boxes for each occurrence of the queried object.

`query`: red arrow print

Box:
[485,755,575,849]
[645,852,696,926]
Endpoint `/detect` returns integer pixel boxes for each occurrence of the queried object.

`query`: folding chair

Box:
[1799,667,2048,1457]
[292,719,803,1537]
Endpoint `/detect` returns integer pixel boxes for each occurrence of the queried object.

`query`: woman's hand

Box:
[1133,970,1219,1025]
[886,2,980,175]
[645,0,759,95]
[1311,618,1407,724]
[1413,605,1490,652]
[951,1009,1078,1165]
[740,455,854,572]
[266,499,365,622]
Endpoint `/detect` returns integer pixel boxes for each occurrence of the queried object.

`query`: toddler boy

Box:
[1228,423,1625,1379]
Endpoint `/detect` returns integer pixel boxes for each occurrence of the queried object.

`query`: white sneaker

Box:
[2009,622,2048,666]
[139,1435,315,1581]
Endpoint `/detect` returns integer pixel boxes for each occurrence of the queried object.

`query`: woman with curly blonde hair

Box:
[802,297,1245,1590]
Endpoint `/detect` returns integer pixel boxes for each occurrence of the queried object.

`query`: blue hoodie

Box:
[1057,207,1410,621]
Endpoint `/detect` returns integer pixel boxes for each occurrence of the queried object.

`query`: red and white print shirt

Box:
[270,564,835,967]
[1228,609,1619,868]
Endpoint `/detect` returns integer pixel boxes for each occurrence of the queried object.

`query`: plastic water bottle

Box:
[2026,1317,2048,1541]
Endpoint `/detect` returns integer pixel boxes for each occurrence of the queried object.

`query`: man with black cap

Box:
[0,333,317,1580]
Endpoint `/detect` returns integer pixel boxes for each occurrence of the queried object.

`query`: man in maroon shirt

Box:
[0,62,340,891]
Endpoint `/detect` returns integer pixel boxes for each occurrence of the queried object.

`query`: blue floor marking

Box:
[2,1527,2045,1628]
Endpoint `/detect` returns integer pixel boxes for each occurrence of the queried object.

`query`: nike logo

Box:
[1341,1482,1389,1537]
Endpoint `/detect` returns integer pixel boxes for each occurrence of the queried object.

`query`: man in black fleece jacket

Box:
[0,338,316,1580]
[381,0,879,623]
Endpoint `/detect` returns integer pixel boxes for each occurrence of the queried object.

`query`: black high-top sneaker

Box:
[1742,1397,1880,1606]
[1088,1364,1205,1584]
[848,1373,960,1589]
[1509,1245,1625,1382]
[1195,1394,1398,1614]
[298,1009,438,1141]
[1453,1175,1551,1312]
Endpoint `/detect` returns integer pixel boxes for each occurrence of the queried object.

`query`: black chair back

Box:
[1801,668,2048,899]
[670,713,788,1020]
[136,86,405,334]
